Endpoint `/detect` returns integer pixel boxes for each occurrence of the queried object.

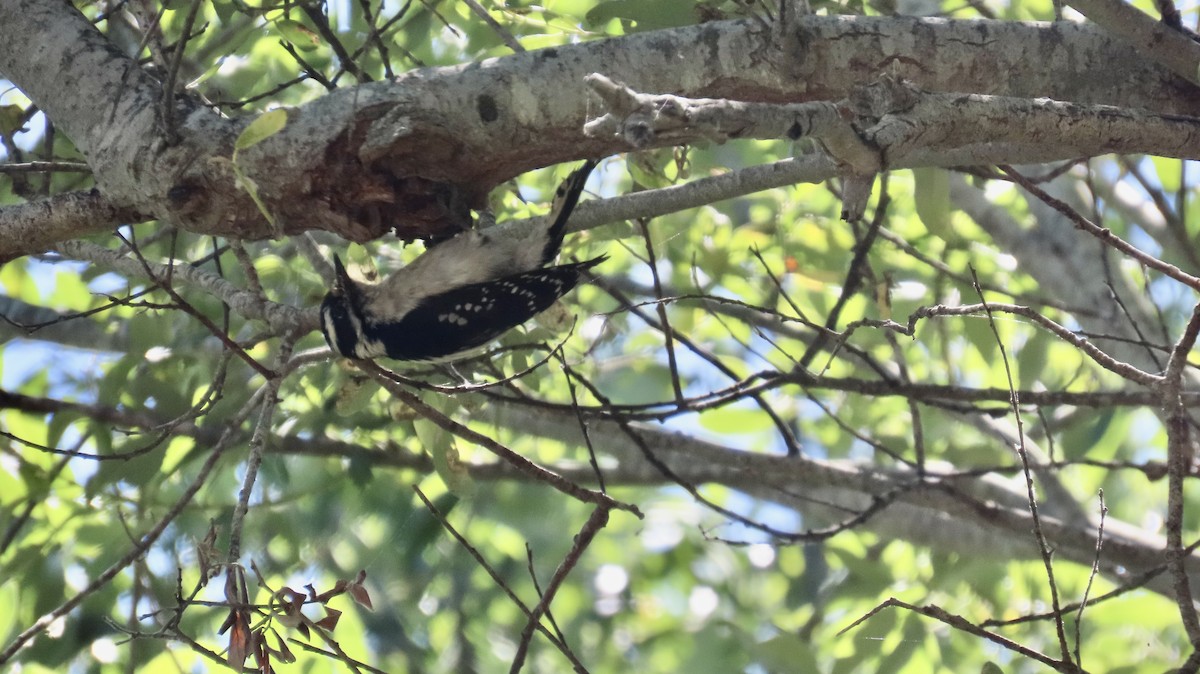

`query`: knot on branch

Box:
[582,72,881,172]
[582,72,885,221]
[849,74,922,125]
[583,73,717,148]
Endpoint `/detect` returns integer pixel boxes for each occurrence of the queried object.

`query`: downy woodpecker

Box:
[320,160,602,362]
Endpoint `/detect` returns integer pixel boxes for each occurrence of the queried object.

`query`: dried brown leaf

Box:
[226,613,252,670]
[314,607,342,631]
[349,582,374,611]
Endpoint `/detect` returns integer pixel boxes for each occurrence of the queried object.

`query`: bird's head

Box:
[320,255,366,358]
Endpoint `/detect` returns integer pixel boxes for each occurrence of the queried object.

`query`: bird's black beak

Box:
[330,254,350,295]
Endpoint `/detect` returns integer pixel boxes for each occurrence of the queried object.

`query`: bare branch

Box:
[0,191,140,263]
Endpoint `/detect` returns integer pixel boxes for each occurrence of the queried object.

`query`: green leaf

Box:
[415,396,476,497]
[231,163,277,229]
[912,167,955,242]
[1015,331,1051,390]
[585,0,698,31]
[49,269,93,310]
[0,104,26,135]
[347,452,375,486]
[87,443,162,492]
[210,0,238,23]
[97,355,137,409]
[698,405,774,434]
[594,361,674,405]
[334,375,380,416]
[0,582,17,648]
[962,313,999,367]
[126,312,161,355]
[531,300,574,333]
[754,634,819,672]
[510,348,529,373]
[0,460,27,504]
[45,411,74,450]
[234,108,289,151]
[274,19,320,50]
[399,490,458,566]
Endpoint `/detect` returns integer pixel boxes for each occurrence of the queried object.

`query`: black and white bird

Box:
[320,160,603,362]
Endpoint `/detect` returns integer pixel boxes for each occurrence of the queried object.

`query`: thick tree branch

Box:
[0,190,140,262]
[588,74,1200,169]
[3,5,1200,262]
[6,380,1189,604]
[50,240,309,336]
[1066,0,1200,86]
[483,399,1200,602]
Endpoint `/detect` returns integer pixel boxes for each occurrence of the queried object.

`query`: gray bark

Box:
[2,2,1198,261]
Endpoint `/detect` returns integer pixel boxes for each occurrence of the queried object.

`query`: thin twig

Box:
[594,277,803,456]
[0,161,90,173]
[1074,489,1106,666]
[357,0,396,77]
[556,361,895,542]
[844,301,1162,387]
[1001,165,1200,292]
[798,183,888,369]
[227,338,292,561]
[970,267,1075,667]
[301,4,371,82]
[161,0,204,143]
[412,486,589,672]
[280,40,335,90]
[116,234,278,379]
[0,448,73,556]
[560,357,607,492]
[362,360,640,516]
[511,506,610,673]
[638,218,684,402]
[1160,301,1200,644]
[462,0,525,52]
[839,598,1068,671]
[523,544,569,648]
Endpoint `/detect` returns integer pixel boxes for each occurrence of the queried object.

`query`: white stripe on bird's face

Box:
[320,310,340,352]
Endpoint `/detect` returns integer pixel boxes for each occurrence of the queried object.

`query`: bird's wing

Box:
[364,261,601,362]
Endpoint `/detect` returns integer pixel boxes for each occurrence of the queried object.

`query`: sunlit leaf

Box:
[585,0,698,30]
[234,108,289,150]
[0,104,27,136]
[274,19,320,51]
